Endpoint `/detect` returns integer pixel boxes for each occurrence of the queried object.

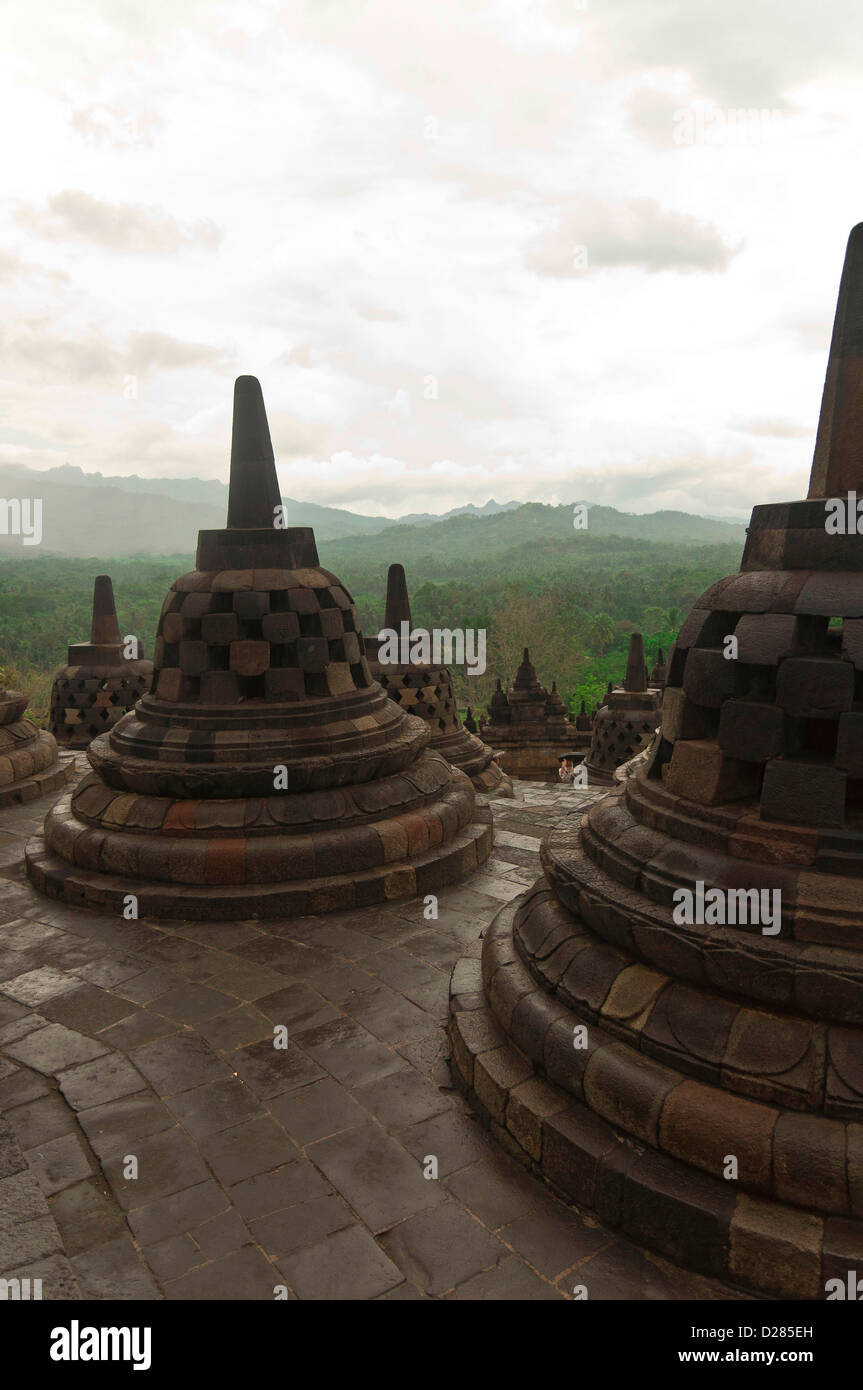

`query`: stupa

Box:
[650,645,668,688]
[582,633,661,785]
[364,564,512,797]
[464,707,478,733]
[482,648,575,779]
[49,576,153,749]
[449,224,863,1299]
[26,377,492,919]
[0,684,75,809]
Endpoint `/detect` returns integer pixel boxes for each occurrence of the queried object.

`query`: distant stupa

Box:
[582,632,662,785]
[482,648,577,778]
[365,564,513,797]
[49,575,152,749]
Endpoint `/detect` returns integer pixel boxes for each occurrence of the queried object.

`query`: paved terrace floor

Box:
[0,772,747,1301]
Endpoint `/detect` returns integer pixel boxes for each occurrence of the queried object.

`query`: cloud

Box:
[124,331,228,375]
[15,191,222,255]
[0,322,230,386]
[733,417,811,439]
[526,197,740,277]
[68,103,163,148]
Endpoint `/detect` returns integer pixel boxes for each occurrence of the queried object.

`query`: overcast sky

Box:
[1,0,861,519]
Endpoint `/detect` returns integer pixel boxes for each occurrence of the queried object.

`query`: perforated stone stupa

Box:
[0,685,75,809]
[582,632,662,785]
[365,564,512,797]
[49,576,153,749]
[26,377,492,919]
[449,225,863,1299]
[481,648,574,779]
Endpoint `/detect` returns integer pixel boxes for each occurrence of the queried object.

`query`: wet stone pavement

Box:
[0,772,746,1301]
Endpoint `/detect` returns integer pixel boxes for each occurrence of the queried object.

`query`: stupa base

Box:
[493,741,587,781]
[25,812,492,920]
[449,891,863,1300]
[0,725,77,809]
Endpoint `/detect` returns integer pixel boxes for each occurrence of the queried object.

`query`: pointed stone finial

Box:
[384,564,413,629]
[809,224,863,498]
[657,647,665,663]
[623,633,647,692]
[523,647,530,663]
[90,575,122,646]
[227,376,282,528]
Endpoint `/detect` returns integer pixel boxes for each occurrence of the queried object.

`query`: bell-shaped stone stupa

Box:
[49,576,153,749]
[27,377,492,918]
[0,684,75,809]
[449,225,863,1298]
[582,633,662,785]
[365,564,513,797]
[482,649,574,779]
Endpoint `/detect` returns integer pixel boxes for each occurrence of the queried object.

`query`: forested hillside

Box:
[0,503,743,724]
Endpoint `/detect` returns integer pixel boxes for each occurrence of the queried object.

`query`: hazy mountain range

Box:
[0,461,748,558]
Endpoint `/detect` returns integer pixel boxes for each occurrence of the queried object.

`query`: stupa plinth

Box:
[582,632,662,785]
[0,685,75,808]
[482,648,576,779]
[450,225,863,1300]
[26,377,492,919]
[365,565,513,797]
[49,576,153,749]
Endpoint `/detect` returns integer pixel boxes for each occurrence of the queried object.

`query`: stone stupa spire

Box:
[809,223,863,499]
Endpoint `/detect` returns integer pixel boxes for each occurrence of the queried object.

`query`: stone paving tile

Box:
[102,1127,211,1211]
[99,1010,179,1050]
[71,1235,161,1300]
[296,1016,409,1089]
[193,1208,251,1259]
[351,1069,451,1132]
[308,1122,445,1232]
[7,1251,80,1300]
[164,1245,276,1300]
[229,1036,325,1099]
[0,1066,51,1109]
[399,1109,492,1178]
[127,1180,229,1246]
[444,1155,548,1230]
[251,1194,356,1257]
[77,1092,175,1160]
[165,1077,265,1139]
[205,960,288,1001]
[41,984,139,1032]
[3,1023,108,1075]
[340,984,441,1045]
[445,1254,565,1299]
[145,982,237,1025]
[2,966,83,1007]
[24,1131,95,1195]
[228,1160,333,1220]
[268,1077,368,1145]
[49,1177,129,1255]
[129,1034,229,1096]
[497,1204,611,1281]
[5,1093,78,1149]
[379,1200,507,1296]
[0,1012,48,1046]
[197,1004,274,1052]
[58,1053,148,1111]
[277,1223,403,1300]
[199,1115,298,1185]
[254,981,341,1032]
